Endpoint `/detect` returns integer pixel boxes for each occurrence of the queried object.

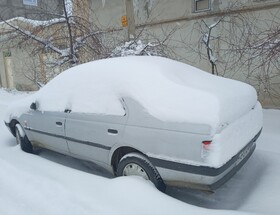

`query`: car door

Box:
[27,109,69,154]
[65,111,127,165]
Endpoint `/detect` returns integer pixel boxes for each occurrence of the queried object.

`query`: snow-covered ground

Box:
[0,88,279,215]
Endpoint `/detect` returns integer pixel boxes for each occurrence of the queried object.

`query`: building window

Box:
[193,0,211,12]
[23,0,38,6]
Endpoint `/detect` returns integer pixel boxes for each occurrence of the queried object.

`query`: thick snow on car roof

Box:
[36,56,257,131]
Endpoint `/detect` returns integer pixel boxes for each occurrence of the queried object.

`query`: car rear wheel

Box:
[116,152,166,192]
[15,124,33,153]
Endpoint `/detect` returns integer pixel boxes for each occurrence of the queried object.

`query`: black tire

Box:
[117,152,166,192]
[15,125,33,153]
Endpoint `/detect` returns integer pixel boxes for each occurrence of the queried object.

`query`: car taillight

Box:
[201,140,212,159]
[202,140,212,146]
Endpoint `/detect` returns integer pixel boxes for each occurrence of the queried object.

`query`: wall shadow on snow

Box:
[36,148,113,179]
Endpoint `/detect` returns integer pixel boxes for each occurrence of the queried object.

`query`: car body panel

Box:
[154,132,259,190]
[26,110,69,153]
[122,125,209,165]
[65,112,127,165]
[123,97,212,135]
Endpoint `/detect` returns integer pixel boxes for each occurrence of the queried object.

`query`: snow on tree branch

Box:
[65,0,73,17]
[1,19,69,56]
[110,40,163,57]
[0,16,66,27]
[200,18,224,75]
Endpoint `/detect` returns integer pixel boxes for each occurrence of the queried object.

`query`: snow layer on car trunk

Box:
[206,102,263,167]
[35,56,257,133]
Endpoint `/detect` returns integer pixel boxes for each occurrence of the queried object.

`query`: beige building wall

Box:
[0,42,41,91]
[89,0,280,28]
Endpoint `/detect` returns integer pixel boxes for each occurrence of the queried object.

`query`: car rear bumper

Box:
[149,129,261,190]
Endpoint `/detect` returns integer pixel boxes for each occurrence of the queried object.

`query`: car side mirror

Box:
[30,102,37,110]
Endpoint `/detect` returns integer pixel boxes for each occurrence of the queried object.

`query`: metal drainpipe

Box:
[125,0,136,40]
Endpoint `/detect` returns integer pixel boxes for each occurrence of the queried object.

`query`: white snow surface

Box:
[7,56,257,134]
[65,0,73,16]
[1,89,280,215]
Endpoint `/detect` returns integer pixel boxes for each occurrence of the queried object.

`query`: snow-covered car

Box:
[4,56,262,192]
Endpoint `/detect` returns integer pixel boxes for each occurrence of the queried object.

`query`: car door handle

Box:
[108,129,118,134]
[56,122,63,126]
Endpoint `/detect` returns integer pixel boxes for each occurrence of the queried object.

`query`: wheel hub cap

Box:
[123,163,149,180]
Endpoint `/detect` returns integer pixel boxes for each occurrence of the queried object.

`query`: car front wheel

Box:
[15,124,33,153]
[116,152,166,192]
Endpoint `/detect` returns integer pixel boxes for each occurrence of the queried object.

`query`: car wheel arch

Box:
[14,123,33,153]
[116,152,166,192]
[9,119,20,137]
[110,146,145,175]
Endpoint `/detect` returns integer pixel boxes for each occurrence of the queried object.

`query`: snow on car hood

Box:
[6,56,257,133]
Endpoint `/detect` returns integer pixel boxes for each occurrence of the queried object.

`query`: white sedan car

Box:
[5,56,262,192]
